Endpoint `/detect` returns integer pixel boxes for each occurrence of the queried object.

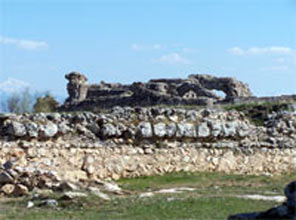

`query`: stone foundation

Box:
[0,107,296,182]
[1,141,296,182]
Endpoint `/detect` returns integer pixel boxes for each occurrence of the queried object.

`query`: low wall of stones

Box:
[220,94,296,105]
[2,143,296,183]
[0,107,296,182]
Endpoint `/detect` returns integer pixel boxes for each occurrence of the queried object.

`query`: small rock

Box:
[0,171,14,184]
[88,187,111,200]
[27,201,34,208]
[61,191,87,200]
[13,184,29,196]
[139,192,154,198]
[58,181,80,191]
[1,184,15,195]
[39,199,58,207]
[85,165,95,175]
[3,160,14,170]
[96,180,122,193]
[83,155,95,164]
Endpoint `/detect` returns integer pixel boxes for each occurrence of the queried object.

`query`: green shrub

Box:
[33,94,59,113]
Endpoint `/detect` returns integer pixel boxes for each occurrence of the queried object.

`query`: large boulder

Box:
[137,122,153,138]
[153,123,167,138]
[40,122,58,138]
[6,121,26,137]
[176,123,196,138]
[25,122,39,138]
[197,122,210,138]
[228,181,296,220]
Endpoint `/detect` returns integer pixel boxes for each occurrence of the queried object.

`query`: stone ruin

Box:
[60,71,252,111]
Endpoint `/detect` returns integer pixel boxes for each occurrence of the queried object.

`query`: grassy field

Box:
[1,172,295,220]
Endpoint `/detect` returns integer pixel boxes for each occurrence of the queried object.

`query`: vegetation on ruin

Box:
[223,101,295,126]
[1,172,295,220]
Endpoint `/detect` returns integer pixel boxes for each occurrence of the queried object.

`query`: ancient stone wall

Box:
[219,94,296,105]
[60,72,252,111]
[0,107,296,183]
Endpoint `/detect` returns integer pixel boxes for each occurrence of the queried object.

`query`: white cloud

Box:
[131,43,163,51]
[227,47,245,55]
[0,78,30,93]
[260,65,289,72]
[0,36,48,50]
[153,53,191,65]
[228,46,294,56]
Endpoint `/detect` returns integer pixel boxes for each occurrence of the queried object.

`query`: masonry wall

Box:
[0,107,296,182]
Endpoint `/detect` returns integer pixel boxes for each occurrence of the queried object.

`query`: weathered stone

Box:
[222,121,237,137]
[88,187,111,200]
[7,121,26,137]
[27,201,34,208]
[1,184,15,195]
[13,184,29,196]
[39,199,58,207]
[137,122,153,138]
[62,170,88,182]
[197,122,210,138]
[209,121,222,137]
[0,172,14,184]
[25,122,39,138]
[40,122,58,138]
[228,181,296,220]
[237,122,250,137]
[64,72,88,104]
[176,123,196,138]
[3,160,14,170]
[61,191,87,200]
[60,72,252,110]
[58,181,80,191]
[58,122,71,134]
[101,123,117,138]
[154,123,167,138]
[166,123,177,137]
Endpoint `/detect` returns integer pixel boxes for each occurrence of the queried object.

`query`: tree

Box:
[2,88,34,113]
[19,88,34,113]
[6,92,21,113]
[33,94,59,113]
[1,88,56,114]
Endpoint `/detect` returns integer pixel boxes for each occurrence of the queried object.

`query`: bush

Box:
[33,94,59,113]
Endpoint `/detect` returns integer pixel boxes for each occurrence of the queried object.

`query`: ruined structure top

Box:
[61,72,252,111]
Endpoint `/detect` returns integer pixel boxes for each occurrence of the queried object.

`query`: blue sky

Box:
[0,0,295,98]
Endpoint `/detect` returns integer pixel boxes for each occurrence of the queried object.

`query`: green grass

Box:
[1,172,295,220]
[118,171,294,194]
